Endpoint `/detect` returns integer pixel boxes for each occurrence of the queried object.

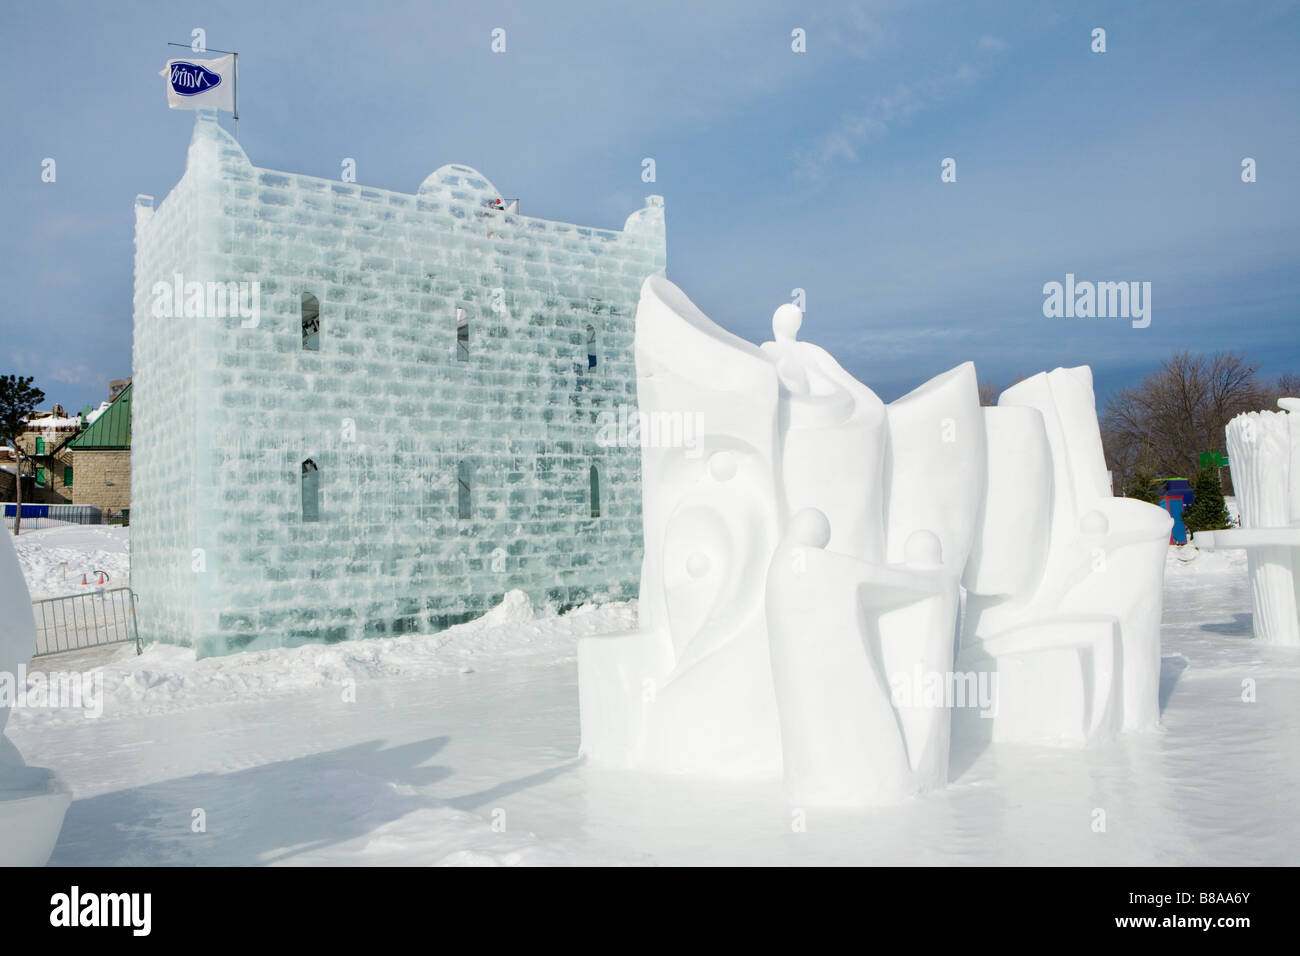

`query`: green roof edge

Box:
[67,382,132,450]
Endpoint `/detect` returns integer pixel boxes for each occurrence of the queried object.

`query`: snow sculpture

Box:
[578,276,982,804]
[0,529,71,865]
[954,369,1173,745]
[1193,399,1300,645]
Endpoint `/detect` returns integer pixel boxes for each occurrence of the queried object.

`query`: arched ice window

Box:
[302,293,320,351]
[457,460,471,519]
[456,308,469,362]
[586,324,597,369]
[301,459,320,521]
[589,464,601,518]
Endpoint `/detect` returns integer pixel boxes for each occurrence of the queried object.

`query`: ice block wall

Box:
[130,137,213,649]
[133,111,666,656]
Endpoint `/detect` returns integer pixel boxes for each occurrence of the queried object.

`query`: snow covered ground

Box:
[12,524,129,598]
[7,526,1300,865]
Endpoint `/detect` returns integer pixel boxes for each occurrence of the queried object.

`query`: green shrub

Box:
[1183,466,1231,534]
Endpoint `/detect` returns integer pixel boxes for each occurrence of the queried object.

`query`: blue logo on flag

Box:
[168,61,222,96]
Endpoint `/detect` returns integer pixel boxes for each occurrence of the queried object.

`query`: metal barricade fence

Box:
[30,587,142,657]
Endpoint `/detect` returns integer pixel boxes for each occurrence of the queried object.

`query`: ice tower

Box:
[132,112,666,656]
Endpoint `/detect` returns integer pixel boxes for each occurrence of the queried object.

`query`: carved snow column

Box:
[579,276,786,778]
[764,361,982,805]
[1198,401,1300,645]
[765,512,957,805]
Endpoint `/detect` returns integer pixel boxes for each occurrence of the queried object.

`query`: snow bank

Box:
[10,524,640,727]
[11,590,638,727]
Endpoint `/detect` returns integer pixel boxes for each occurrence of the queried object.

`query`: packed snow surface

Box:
[7,534,1300,865]
[13,525,129,598]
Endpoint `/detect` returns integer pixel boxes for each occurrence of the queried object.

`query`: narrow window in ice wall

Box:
[301,458,320,522]
[589,464,601,518]
[457,459,471,519]
[587,323,597,369]
[456,308,469,362]
[302,293,320,351]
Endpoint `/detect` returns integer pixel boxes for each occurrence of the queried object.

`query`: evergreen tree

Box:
[1183,465,1231,534]
[0,375,45,535]
[1124,469,1159,504]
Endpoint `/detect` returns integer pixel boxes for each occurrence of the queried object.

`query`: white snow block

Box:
[1194,402,1300,645]
[0,529,71,866]
[961,405,1052,597]
[958,372,1172,745]
[957,616,1120,745]
[883,362,984,573]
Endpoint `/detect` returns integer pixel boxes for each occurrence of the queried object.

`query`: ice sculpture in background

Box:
[1193,399,1300,645]
[0,529,71,865]
[578,276,983,805]
[955,369,1173,746]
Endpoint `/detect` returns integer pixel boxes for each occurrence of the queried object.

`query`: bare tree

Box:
[978,375,1028,407]
[1101,352,1268,494]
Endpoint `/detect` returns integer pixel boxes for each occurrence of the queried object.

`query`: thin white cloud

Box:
[794,64,983,180]
[806,2,894,60]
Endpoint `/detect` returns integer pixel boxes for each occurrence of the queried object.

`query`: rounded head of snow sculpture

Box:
[772,303,803,342]
[904,530,943,567]
[708,450,739,482]
[789,508,832,549]
[1080,510,1110,536]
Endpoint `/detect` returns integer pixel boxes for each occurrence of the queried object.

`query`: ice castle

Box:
[131,111,666,656]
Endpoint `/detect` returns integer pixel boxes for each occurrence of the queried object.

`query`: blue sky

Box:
[2,0,1297,410]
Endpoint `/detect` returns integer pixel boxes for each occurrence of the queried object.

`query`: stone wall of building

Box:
[66,450,131,516]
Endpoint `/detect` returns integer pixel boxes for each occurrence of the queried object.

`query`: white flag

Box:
[159,54,236,111]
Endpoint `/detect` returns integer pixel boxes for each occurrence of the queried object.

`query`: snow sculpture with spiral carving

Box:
[577,276,1172,806]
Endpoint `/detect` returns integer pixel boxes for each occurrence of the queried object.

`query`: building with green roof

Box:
[48,382,132,518]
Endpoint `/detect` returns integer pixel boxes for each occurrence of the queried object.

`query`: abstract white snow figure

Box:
[1194,400,1300,645]
[0,528,72,866]
[578,276,978,804]
[955,369,1173,746]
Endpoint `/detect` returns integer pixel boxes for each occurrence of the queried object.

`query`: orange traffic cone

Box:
[80,573,88,586]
